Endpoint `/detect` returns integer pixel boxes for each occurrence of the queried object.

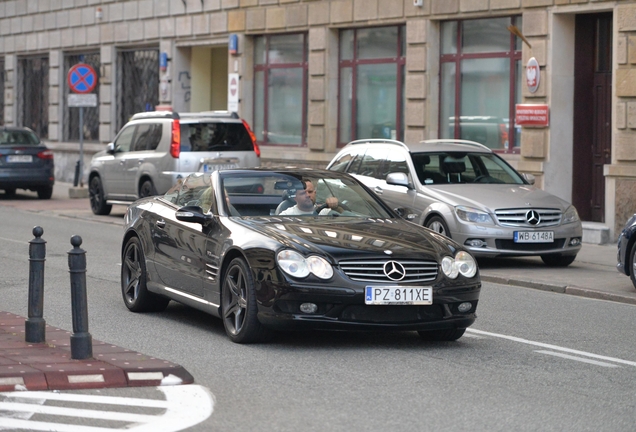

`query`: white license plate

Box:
[6,155,32,163]
[514,231,554,243]
[365,286,432,305]
[203,163,238,173]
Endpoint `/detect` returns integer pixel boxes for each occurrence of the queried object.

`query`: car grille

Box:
[339,259,438,283]
[495,238,566,251]
[494,208,562,227]
[340,305,444,324]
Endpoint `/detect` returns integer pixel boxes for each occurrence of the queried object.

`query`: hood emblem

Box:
[526,210,540,225]
[383,261,406,281]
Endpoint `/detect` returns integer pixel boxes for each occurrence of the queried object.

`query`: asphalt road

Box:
[1,205,636,431]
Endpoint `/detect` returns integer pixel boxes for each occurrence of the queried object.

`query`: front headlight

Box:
[562,206,580,224]
[277,250,333,280]
[455,206,494,225]
[441,251,477,279]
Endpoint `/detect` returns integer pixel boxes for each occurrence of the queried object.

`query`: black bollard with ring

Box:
[25,226,46,343]
[68,235,93,360]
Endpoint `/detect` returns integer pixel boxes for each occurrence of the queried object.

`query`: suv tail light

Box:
[242,119,260,158]
[170,119,181,158]
[37,150,54,160]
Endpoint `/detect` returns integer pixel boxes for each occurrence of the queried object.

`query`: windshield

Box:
[410,151,525,185]
[220,172,393,218]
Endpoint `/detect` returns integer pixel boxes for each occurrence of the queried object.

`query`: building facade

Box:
[2,0,636,238]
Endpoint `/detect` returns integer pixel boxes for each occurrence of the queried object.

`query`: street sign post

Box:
[67,64,98,187]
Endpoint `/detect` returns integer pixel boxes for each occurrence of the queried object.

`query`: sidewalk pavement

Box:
[1,182,635,391]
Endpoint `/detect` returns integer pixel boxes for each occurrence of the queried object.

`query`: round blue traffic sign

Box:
[67,63,97,94]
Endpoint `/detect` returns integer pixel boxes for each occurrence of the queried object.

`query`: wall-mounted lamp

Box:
[95,7,103,20]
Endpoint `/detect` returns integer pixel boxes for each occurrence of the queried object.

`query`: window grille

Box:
[116,48,159,131]
[17,56,49,138]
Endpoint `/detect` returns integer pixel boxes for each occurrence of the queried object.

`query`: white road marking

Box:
[0,236,26,245]
[0,384,214,431]
[535,350,620,368]
[467,328,636,367]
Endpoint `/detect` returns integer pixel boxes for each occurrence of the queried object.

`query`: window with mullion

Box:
[440,17,523,153]
[253,33,308,146]
[338,26,406,147]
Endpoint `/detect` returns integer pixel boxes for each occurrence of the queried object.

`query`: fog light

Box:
[569,237,581,246]
[465,239,485,247]
[457,302,472,313]
[300,303,318,314]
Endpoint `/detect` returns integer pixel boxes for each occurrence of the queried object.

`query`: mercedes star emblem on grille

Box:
[526,210,540,225]
[383,261,406,281]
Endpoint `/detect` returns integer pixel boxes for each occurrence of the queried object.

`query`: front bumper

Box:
[451,221,583,258]
[256,281,481,332]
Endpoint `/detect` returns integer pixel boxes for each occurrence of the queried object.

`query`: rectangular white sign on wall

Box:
[228,73,239,112]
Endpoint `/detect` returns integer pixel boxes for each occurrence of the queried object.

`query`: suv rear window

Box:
[180,122,253,152]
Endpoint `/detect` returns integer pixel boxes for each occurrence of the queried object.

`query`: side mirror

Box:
[106,142,116,155]
[394,207,417,221]
[522,173,535,185]
[176,205,213,225]
[386,172,410,188]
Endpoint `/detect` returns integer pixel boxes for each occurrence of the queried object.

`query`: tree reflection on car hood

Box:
[235,216,454,260]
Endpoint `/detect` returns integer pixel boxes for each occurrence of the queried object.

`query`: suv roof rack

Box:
[180,111,239,119]
[421,139,491,151]
[130,111,179,120]
[347,139,409,150]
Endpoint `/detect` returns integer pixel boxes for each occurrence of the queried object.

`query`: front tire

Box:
[89,176,112,215]
[426,215,451,238]
[121,236,170,312]
[221,257,271,344]
[418,328,466,341]
[540,254,576,267]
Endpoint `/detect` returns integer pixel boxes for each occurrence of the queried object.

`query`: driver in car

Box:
[279,179,341,215]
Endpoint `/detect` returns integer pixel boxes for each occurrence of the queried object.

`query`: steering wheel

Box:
[316,201,351,214]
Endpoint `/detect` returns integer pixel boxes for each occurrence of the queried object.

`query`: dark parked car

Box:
[0,127,54,199]
[617,214,636,289]
[121,169,481,343]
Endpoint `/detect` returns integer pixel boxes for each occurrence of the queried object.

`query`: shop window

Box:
[339,26,406,146]
[254,33,308,146]
[440,17,523,153]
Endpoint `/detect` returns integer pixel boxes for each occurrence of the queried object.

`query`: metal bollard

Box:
[25,226,46,343]
[68,235,93,360]
[73,160,80,187]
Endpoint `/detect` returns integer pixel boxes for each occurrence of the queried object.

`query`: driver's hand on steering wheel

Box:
[325,196,339,209]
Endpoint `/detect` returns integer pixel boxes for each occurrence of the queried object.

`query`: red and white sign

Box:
[526,57,540,93]
[515,104,549,127]
[228,73,239,112]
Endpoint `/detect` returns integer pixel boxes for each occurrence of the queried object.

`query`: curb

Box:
[481,275,636,306]
[0,312,194,392]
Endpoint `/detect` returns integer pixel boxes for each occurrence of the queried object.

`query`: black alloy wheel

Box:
[418,328,466,341]
[221,257,271,344]
[139,180,157,198]
[89,176,112,215]
[426,216,450,238]
[37,186,53,200]
[121,236,170,312]
[629,243,636,290]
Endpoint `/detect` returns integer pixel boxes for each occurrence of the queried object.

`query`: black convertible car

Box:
[121,169,481,343]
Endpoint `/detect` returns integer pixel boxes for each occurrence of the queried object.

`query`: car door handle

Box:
[156,220,166,229]
[374,186,383,194]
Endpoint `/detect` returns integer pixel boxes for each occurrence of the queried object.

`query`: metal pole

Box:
[25,226,46,343]
[79,106,84,187]
[68,235,92,359]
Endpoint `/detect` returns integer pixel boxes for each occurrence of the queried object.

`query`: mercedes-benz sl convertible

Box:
[120,168,481,343]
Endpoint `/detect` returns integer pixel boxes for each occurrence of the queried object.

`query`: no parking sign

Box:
[67,64,97,94]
